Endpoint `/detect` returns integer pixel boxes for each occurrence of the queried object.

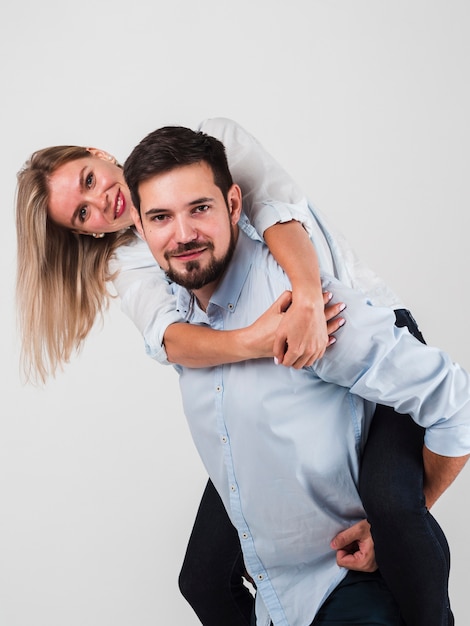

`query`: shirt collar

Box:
[210,230,254,312]
[175,229,256,317]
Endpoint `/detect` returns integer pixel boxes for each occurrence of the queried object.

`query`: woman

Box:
[16,118,452,625]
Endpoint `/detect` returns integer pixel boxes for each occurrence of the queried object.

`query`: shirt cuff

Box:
[424,424,470,457]
[251,201,315,239]
[143,310,184,365]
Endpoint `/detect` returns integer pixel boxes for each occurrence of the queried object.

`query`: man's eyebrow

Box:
[143,197,216,217]
[143,207,168,217]
[70,166,88,226]
[188,196,215,206]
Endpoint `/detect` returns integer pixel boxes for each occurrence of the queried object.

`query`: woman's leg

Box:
[179,479,254,625]
[359,310,453,626]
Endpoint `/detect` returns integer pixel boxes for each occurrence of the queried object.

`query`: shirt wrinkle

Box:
[113,117,404,366]
[174,231,470,626]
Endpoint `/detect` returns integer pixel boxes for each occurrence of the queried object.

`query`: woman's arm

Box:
[264,221,327,368]
[112,239,343,368]
[201,118,329,367]
[115,119,336,367]
[164,290,292,366]
[164,291,344,367]
[199,117,315,236]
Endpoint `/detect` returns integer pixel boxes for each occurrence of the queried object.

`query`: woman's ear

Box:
[86,148,117,164]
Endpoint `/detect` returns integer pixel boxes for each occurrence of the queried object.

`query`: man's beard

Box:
[164,233,236,291]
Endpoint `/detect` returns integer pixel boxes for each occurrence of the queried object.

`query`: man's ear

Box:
[227,184,242,225]
[86,148,117,164]
[130,205,145,240]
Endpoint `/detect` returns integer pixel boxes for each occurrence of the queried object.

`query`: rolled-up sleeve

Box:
[199,117,316,238]
[314,276,470,457]
[111,236,183,364]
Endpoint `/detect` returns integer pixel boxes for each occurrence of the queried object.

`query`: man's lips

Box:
[170,247,207,262]
[165,240,214,263]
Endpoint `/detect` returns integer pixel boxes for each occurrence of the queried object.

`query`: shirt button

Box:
[221,435,228,444]
[228,303,234,311]
[257,574,264,581]
[230,484,237,492]
[216,385,222,393]
[242,532,248,539]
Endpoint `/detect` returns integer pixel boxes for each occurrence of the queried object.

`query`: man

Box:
[123,126,470,626]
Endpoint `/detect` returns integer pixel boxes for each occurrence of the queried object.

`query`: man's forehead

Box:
[152,161,215,185]
[139,162,220,209]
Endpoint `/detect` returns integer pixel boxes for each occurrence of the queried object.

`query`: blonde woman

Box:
[16,118,452,625]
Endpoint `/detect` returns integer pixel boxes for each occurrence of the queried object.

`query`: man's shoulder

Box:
[239,231,289,281]
[238,229,278,262]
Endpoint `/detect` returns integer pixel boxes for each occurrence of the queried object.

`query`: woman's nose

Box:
[87,191,110,218]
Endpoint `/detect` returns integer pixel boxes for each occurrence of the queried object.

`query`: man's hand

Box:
[330,519,377,572]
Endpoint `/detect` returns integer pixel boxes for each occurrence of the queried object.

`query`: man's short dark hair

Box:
[123,126,233,214]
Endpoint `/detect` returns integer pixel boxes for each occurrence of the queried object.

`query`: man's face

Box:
[134,161,242,299]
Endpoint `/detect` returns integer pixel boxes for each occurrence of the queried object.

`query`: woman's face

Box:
[47,151,135,235]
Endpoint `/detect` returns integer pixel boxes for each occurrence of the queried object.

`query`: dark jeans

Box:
[250,571,406,626]
[178,479,253,625]
[311,571,405,626]
[179,310,453,626]
[360,311,453,626]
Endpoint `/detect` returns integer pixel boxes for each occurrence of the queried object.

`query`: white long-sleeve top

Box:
[111,117,404,363]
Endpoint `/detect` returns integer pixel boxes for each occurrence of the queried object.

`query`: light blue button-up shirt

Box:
[173,231,470,626]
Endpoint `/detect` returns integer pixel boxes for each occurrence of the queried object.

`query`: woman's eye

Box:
[78,207,88,222]
[85,172,94,189]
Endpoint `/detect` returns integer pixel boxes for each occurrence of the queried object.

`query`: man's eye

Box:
[153,214,168,222]
[85,172,94,189]
[194,205,209,213]
[78,207,88,222]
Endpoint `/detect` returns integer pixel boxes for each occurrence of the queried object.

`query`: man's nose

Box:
[174,216,197,243]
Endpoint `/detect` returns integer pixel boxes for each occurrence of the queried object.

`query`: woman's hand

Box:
[242,290,345,363]
[273,291,345,369]
[330,519,377,572]
[241,291,293,359]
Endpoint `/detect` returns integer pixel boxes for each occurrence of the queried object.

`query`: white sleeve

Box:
[198,117,316,238]
[112,121,403,367]
[111,119,318,366]
[110,234,183,364]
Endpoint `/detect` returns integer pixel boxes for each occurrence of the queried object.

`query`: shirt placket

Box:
[208,305,288,626]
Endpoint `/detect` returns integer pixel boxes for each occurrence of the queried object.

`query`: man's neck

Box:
[192,282,218,312]
[191,226,240,312]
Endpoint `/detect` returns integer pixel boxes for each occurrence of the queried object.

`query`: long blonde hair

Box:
[16,146,135,384]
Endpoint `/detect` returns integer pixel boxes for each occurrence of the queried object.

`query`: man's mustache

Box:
[165,240,214,259]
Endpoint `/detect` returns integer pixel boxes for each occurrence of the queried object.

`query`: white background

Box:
[1,1,469,624]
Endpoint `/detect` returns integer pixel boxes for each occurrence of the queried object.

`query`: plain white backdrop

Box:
[1,1,469,624]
